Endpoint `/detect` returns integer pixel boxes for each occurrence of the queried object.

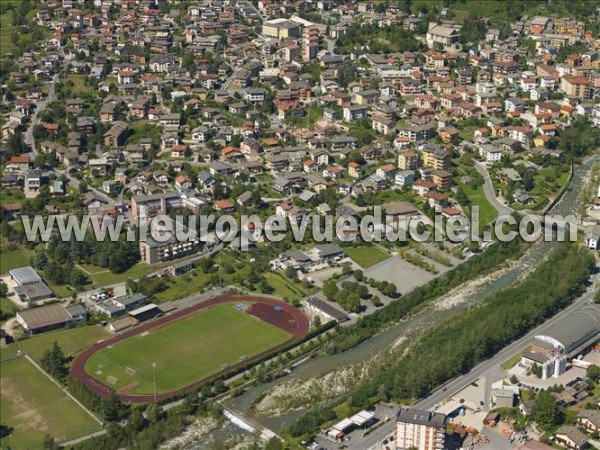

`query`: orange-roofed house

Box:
[323,165,343,179]
[348,161,363,179]
[175,175,192,191]
[376,164,397,180]
[303,159,319,173]
[213,199,234,212]
[220,146,243,161]
[538,123,557,136]
[42,122,59,136]
[7,155,31,172]
[533,134,552,147]
[398,151,419,170]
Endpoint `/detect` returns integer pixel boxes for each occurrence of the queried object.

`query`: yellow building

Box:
[262,19,302,39]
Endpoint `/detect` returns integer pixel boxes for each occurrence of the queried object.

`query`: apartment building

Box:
[131,191,183,221]
[396,408,448,450]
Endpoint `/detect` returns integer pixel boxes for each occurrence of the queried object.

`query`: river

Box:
[189,155,598,447]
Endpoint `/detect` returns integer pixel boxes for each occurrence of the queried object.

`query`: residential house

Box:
[554,426,588,450]
[103,121,128,146]
[395,170,415,188]
[376,164,397,180]
[348,161,363,179]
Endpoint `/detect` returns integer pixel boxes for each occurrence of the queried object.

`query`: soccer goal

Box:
[125,367,136,376]
[106,375,118,385]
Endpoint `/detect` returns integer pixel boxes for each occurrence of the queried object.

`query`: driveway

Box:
[474,162,514,217]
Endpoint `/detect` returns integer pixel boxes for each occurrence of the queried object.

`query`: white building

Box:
[396,409,448,450]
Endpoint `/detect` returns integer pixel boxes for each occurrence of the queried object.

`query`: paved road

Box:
[24,73,58,156]
[358,284,598,449]
[52,168,116,205]
[416,285,597,411]
[474,161,514,217]
[24,47,66,157]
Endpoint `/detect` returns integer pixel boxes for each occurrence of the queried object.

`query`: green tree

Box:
[129,408,146,432]
[264,437,284,450]
[33,251,48,270]
[42,434,60,450]
[587,364,600,380]
[531,390,562,432]
[323,279,338,301]
[103,392,126,422]
[40,341,68,380]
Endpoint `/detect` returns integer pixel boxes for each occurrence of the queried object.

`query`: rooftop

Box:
[397,408,447,428]
[17,304,72,330]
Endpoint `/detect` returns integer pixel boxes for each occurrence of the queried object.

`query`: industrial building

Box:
[520,305,600,379]
[9,266,54,303]
[533,305,600,356]
[17,304,86,334]
[326,410,376,441]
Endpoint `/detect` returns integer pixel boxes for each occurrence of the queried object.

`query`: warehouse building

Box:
[306,296,349,323]
[17,303,86,334]
[532,305,600,357]
[9,266,54,303]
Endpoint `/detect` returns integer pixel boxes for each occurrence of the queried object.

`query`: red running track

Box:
[69,291,309,403]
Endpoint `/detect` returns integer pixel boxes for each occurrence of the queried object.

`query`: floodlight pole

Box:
[152,362,157,403]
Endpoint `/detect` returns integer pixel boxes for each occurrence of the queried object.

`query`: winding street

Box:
[474,161,514,216]
[24,46,67,157]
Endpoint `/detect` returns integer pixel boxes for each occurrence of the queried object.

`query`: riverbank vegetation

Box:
[326,238,528,354]
[285,243,594,442]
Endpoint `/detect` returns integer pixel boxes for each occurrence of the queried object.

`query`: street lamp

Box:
[152,362,157,403]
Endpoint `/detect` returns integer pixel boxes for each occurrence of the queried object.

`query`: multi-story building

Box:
[396,408,448,450]
[432,169,453,190]
[426,23,460,50]
[262,19,302,39]
[131,191,183,221]
[398,151,419,170]
[560,75,591,99]
[397,123,436,143]
[422,144,451,171]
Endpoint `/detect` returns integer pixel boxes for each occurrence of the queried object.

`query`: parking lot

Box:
[312,404,398,450]
[365,255,436,295]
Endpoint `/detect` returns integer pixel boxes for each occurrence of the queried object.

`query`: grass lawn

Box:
[458,125,479,142]
[0,247,33,275]
[46,282,75,299]
[87,262,163,287]
[0,357,102,448]
[0,187,25,208]
[500,347,529,370]
[153,269,211,302]
[7,325,110,363]
[0,1,49,57]
[0,297,18,318]
[0,5,15,55]
[84,303,291,395]
[345,245,390,268]
[78,263,109,275]
[264,273,303,301]
[462,184,498,226]
[62,75,94,96]
[127,120,162,145]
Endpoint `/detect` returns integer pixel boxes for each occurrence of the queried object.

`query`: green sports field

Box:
[0,357,102,449]
[84,303,291,395]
